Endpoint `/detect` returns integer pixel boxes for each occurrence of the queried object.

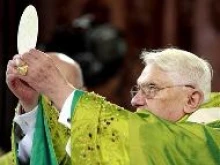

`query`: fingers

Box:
[6,73,16,85]
[12,49,50,67]
[6,63,17,75]
[6,60,22,77]
[13,54,27,66]
[29,48,45,56]
[7,49,51,85]
[12,54,20,60]
[10,49,37,67]
[6,62,26,82]
[10,54,26,68]
[6,61,28,84]
[6,59,25,75]
[20,49,45,67]
[6,60,17,85]
[5,73,22,92]
[15,58,26,67]
[7,50,33,78]
[7,60,16,69]
[20,52,33,66]
[23,49,41,60]
[8,49,39,77]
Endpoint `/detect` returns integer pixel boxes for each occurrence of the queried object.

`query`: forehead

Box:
[137,64,174,86]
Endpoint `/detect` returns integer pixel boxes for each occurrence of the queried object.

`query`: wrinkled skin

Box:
[6,49,73,111]
[6,55,38,111]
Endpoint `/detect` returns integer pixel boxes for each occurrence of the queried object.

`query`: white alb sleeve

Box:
[13,106,38,162]
[58,90,76,156]
[58,90,75,129]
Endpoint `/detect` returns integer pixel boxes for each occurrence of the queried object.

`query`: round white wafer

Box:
[17,5,38,54]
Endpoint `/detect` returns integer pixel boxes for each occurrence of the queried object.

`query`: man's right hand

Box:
[6,55,39,112]
[14,49,74,111]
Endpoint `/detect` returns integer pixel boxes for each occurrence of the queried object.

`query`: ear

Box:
[183,90,204,114]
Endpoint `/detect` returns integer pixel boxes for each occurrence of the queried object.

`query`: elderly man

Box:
[6,48,220,164]
[2,52,85,164]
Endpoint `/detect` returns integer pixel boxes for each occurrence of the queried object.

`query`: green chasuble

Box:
[3,92,220,165]
[10,96,72,165]
[0,151,14,164]
[69,91,220,165]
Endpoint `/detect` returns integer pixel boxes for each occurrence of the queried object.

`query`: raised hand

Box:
[6,55,39,112]
[13,49,74,110]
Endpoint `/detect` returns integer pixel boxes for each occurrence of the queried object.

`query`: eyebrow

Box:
[139,82,158,88]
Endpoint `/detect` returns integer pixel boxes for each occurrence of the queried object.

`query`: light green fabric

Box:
[8,92,220,164]
[30,94,78,165]
[12,122,19,165]
[11,96,59,165]
[70,91,220,165]
[0,151,13,165]
[11,96,73,165]
[30,96,58,165]
[30,91,84,165]
[41,96,71,165]
[200,92,220,108]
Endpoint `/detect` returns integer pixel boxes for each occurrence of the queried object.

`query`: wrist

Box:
[19,99,38,113]
[49,83,75,111]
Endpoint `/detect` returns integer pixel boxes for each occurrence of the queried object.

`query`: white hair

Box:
[140,48,213,102]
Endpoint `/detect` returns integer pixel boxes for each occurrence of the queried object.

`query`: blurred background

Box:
[0,0,220,152]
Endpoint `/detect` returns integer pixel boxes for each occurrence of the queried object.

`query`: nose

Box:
[131,92,146,108]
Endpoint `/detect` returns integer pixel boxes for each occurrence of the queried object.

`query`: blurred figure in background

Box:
[42,0,126,87]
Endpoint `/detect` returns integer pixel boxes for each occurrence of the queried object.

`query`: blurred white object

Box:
[72,14,94,29]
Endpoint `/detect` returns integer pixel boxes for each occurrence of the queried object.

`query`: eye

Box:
[146,83,158,90]
[148,85,156,89]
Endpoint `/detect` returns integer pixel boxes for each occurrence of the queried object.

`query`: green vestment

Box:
[69,91,220,165]
[1,92,220,165]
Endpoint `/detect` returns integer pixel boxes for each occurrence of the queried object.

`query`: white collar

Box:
[187,107,220,124]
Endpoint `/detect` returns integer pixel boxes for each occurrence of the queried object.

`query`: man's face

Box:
[131,64,190,122]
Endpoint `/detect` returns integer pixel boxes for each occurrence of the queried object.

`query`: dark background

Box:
[0,0,220,151]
